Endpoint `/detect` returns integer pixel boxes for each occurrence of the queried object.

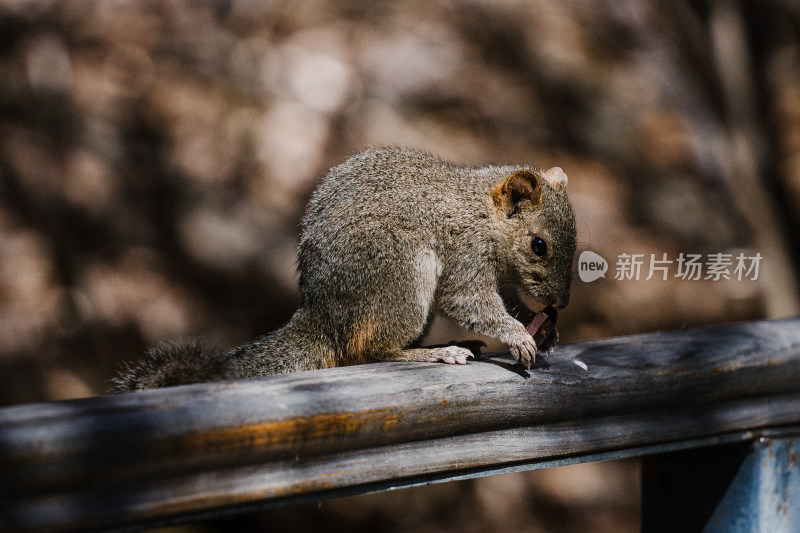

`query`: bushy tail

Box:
[112,340,235,392]
[113,310,335,392]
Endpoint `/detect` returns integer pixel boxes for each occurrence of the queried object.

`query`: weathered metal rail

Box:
[1,318,799,532]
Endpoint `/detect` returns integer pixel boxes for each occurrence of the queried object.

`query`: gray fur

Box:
[115,147,576,391]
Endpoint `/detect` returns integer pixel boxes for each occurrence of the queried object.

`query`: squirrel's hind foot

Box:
[388,342,483,365]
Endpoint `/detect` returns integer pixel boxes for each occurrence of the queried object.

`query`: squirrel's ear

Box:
[493,170,542,216]
[542,167,568,191]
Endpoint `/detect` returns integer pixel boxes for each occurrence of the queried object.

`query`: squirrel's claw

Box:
[537,327,560,355]
[510,335,538,370]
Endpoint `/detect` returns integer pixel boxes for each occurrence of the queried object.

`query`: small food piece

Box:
[526,305,558,348]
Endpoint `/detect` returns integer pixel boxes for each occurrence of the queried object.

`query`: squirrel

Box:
[114,147,577,391]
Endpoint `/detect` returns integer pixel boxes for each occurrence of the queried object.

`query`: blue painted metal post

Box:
[704,437,799,532]
[642,441,750,532]
[642,436,799,532]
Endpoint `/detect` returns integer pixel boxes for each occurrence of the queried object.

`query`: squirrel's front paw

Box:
[538,327,559,356]
[509,333,538,370]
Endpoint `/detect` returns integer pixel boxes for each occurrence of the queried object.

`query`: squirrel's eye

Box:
[531,235,548,257]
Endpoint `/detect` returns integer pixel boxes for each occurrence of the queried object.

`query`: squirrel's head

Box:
[492,167,577,309]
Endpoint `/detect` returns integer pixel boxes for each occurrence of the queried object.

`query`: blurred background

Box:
[1,0,799,531]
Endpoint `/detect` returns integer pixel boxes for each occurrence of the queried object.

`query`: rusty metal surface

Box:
[704,437,799,533]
